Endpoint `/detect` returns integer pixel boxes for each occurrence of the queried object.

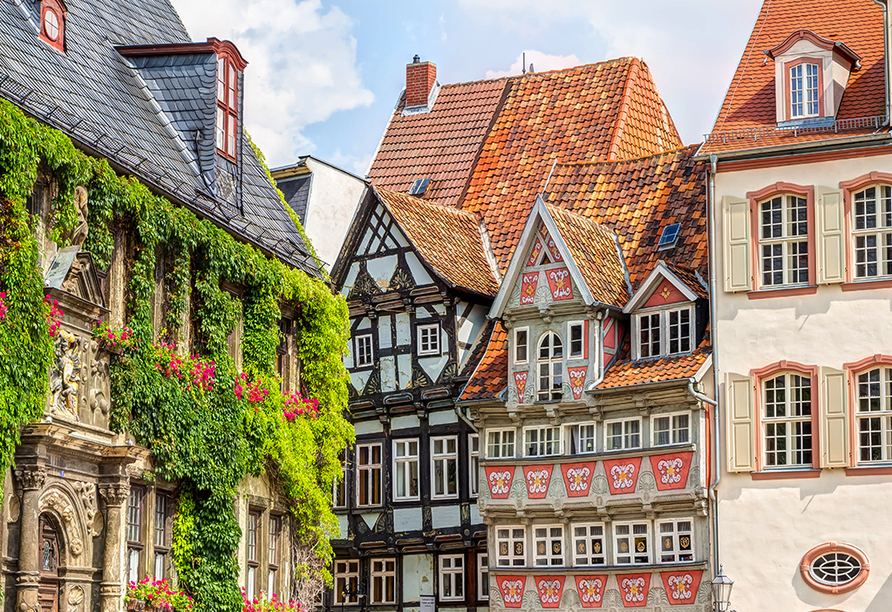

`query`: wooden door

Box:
[37,516,59,612]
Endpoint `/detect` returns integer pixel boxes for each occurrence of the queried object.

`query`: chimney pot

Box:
[413,54,420,63]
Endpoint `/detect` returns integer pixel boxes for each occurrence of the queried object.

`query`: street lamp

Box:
[711,566,734,612]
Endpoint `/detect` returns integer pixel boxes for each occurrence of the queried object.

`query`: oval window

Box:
[800,542,869,594]
[810,552,861,586]
[43,9,60,41]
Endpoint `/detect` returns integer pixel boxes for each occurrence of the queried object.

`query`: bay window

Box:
[486,428,515,459]
[657,519,693,563]
[605,417,641,451]
[652,412,690,447]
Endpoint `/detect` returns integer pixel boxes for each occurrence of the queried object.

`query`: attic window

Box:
[39,0,66,52]
[216,56,239,160]
[409,178,430,195]
[658,223,681,250]
[789,61,821,119]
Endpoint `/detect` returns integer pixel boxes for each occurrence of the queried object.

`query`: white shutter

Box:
[816,187,846,284]
[726,373,756,473]
[820,367,850,468]
[723,196,751,292]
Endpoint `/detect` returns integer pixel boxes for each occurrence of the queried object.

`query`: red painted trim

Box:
[768,30,838,57]
[840,171,892,283]
[747,286,818,299]
[751,361,820,471]
[843,355,892,467]
[717,145,892,174]
[118,38,248,70]
[784,58,825,121]
[751,469,821,481]
[38,0,66,53]
[845,465,892,476]
[746,182,816,292]
[584,320,590,360]
[800,542,869,594]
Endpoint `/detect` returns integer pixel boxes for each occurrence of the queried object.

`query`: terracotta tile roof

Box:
[458,322,508,402]
[462,58,683,271]
[701,0,887,154]
[597,342,711,389]
[544,203,631,308]
[545,146,708,289]
[376,188,499,296]
[665,263,709,300]
[367,79,508,206]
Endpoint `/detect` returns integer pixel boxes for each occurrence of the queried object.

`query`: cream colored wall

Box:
[713,151,892,612]
[303,159,367,269]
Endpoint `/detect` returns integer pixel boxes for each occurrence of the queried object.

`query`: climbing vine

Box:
[0,98,352,612]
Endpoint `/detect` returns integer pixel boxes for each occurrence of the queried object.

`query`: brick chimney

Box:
[406,55,436,108]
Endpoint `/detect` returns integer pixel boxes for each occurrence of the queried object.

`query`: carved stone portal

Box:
[39,490,84,558]
[50,330,82,420]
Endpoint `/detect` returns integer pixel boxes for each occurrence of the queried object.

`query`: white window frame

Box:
[651,412,691,447]
[789,61,820,119]
[856,366,892,463]
[762,372,813,468]
[477,552,489,601]
[571,523,606,567]
[605,417,642,452]
[533,524,565,567]
[392,438,419,501]
[635,305,694,360]
[439,554,464,601]
[567,321,585,359]
[614,521,651,566]
[332,451,349,509]
[656,519,694,564]
[418,323,441,356]
[495,526,527,567]
[852,184,892,279]
[514,327,529,364]
[469,434,480,497]
[486,428,516,459]
[537,331,563,402]
[431,436,459,499]
[370,558,396,605]
[523,425,561,457]
[356,443,382,508]
[354,333,373,367]
[334,559,359,604]
[758,194,810,287]
[567,422,597,455]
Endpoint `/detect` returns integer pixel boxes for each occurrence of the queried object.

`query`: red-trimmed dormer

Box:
[766,29,861,125]
[39,0,66,53]
[213,39,247,161]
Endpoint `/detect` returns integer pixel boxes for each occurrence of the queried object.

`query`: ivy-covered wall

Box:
[0,98,353,611]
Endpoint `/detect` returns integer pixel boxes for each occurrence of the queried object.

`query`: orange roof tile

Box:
[597,344,711,389]
[545,146,708,288]
[376,188,499,296]
[367,79,509,206]
[458,322,508,402]
[701,0,887,154]
[665,263,709,300]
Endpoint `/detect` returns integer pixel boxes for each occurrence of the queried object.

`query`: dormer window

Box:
[39,0,66,53]
[789,61,820,119]
[635,306,693,360]
[217,56,239,159]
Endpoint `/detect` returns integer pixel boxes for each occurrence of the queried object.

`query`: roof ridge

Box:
[439,56,638,90]
[606,57,640,161]
[555,144,696,168]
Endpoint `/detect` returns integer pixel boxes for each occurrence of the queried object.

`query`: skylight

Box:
[409,178,430,195]
[658,222,681,250]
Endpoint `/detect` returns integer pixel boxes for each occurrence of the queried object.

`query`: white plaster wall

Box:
[301,159,367,269]
[713,152,892,612]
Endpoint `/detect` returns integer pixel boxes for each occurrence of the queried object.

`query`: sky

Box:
[172,0,764,176]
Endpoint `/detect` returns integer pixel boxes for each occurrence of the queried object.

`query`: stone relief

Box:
[73,481,98,535]
[14,466,46,490]
[50,330,82,420]
[98,483,129,507]
[638,470,657,492]
[89,340,110,421]
[67,585,85,612]
[39,489,84,558]
[61,186,89,248]
[6,493,20,523]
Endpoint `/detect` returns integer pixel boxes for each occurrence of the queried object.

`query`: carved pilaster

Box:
[15,466,45,612]
[99,481,128,612]
[14,466,46,491]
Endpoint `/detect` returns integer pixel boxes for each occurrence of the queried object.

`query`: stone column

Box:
[14,466,46,612]
[98,482,129,612]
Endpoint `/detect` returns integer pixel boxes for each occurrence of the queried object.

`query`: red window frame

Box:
[216,55,239,160]
[39,0,66,53]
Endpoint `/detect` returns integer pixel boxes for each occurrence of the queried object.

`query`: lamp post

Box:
[711,566,734,612]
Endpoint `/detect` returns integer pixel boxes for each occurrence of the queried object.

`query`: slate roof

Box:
[700,0,888,155]
[0,0,319,275]
[278,174,312,225]
[458,322,507,402]
[376,188,499,296]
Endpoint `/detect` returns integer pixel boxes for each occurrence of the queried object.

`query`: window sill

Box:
[750,468,821,481]
[841,278,892,292]
[844,465,892,476]
[747,285,817,300]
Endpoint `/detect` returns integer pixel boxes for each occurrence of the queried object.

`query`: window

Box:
[568,423,596,455]
[39,0,65,52]
[153,492,171,579]
[439,555,464,601]
[668,309,691,354]
[496,527,526,567]
[333,451,348,508]
[572,524,606,566]
[759,194,809,286]
[477,553,489,601]
[246,511,259,598]
[568,322,584,358]
[371,558,396,605]
[514,328,528,363]
[524,425,560,457]
[762,372,812,468]
[605,418,641,451]
[638,313,660,358]
[393,439,419,501]
[216,56,239,159]
[856,367,892,463]
[431,436,458,498]
[637,307,693,359]
[469,434,480,497]
[534,525,564,566]
[334,559,359,605]
[658,222,682,250]
[790,62,820,119]
[268,516,280,596]
[652,413,691,447]
[800,542,870,595]
[537,332,563,401]
[657,519,693,563]
[418,324,440,356]
[852,185,892,279]
[356,443,382,507]
[354,334,373,367]
[127,487,144,583]
[614,522,650,565]
[486,429,515,459]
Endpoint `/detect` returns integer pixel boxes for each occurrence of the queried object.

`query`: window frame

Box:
[370,558,397,605]
[571,523,606,567]
[127,486,145,584]
[333,450,349,509]
[439,554,465,602]
[216,54,239,160]
[854,364,892,464]
[431,435,459,499]
[334,559,360,605]
[656,518,694,564]
[246,510,260,599]
[38,0,66,52]
[393,438,420,501]
[417,323,441,356]
[523,424,561,458]
[486,428,516,459]
[495,526,527,567]
[153,491,172,579]
[840,175,892,284]
[634,305,694,360]
[613,521,651,566]
[533,524,565,567]
[469,434,480,497]
[477,552,490,601]
[356,442,383,508]
[567,422,597,455]
[651,411,692,447]
[354,333,374,368]
[785,58,823,120]
[536,331,563,402]
[567,321,585,359]
[604,417,642,452]
[267,515,280,596]
[514,327,529,364]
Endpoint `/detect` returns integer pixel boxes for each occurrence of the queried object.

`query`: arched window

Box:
[38,0,66,53]
[851,184,892,279]
[216,55,239,159]
[758,193,809,287]
[537,332,562,402]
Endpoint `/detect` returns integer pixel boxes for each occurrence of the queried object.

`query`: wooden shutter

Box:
[726,373,756,473]
[723,196,751,292]
[820,367,850,468]
[816,187,846,284]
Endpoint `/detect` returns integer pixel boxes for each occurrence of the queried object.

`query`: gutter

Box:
[876,0,892,121]
[694,131,892,164]
[707,154,722,573]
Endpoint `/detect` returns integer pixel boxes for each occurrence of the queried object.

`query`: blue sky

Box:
[173,0,763,174]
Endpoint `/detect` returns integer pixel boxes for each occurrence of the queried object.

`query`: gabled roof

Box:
[376,188,500,297]
[623,261,707,313]
[458,322,508,402]
[700,0,887,155]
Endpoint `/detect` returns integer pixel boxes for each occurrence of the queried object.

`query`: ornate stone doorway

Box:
[37,515,60,612]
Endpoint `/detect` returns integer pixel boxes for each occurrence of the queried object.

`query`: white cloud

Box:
[485,50,583,79]
[172,0,374,166]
